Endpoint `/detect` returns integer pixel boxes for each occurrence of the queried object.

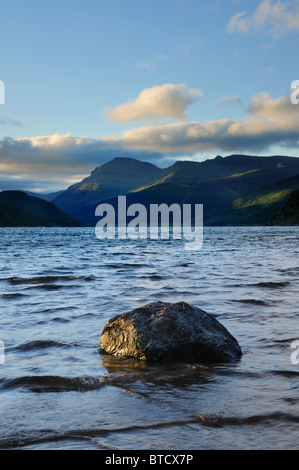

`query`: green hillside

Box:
[206,174,299,226]
[267,189,299,225]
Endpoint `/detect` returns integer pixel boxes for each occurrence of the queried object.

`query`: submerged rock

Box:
[99,301,242,363]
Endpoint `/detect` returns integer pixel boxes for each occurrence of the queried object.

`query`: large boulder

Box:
[99,301,242,363]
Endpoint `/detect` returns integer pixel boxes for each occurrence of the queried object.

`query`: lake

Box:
[0,226,298,449]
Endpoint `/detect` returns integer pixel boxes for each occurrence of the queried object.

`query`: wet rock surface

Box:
[99,301,242,363]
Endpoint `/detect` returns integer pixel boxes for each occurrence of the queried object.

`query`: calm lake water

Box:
[0,226,298,450]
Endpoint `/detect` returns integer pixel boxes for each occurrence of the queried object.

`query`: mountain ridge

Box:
[6,154,298,226]
[51,154,299,225]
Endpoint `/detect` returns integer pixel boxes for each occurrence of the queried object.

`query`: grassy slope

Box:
[267,189,299,225]
[206,174,299,226]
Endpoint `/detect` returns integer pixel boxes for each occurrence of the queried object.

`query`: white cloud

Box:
[248,91,298,123]
[19,133,87,149]
[226,0,299,35]
[226,11,248,34]
[218,95,242,104]
[106,84,203,123]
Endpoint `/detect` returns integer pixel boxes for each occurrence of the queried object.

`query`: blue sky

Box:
[0,0,299,192]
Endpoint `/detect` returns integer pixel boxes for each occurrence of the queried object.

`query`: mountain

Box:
[52,157,195,223]
[52,154,299,226]
[267,189,299,226]
[206,174,299,226]
[0,191,83,227]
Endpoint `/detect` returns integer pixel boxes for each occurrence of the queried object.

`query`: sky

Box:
[0,0,299,192]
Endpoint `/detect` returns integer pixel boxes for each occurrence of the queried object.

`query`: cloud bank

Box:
[106,91,299,153]
[0,90,298,192]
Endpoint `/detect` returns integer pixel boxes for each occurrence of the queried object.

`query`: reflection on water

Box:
[0,226,298,449]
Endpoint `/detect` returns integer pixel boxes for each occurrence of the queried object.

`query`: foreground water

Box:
[0,227,298,450]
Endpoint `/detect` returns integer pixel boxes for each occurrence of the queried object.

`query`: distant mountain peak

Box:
[167,160,198,170]
[91,157,160,175]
